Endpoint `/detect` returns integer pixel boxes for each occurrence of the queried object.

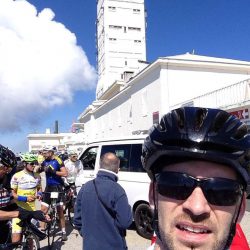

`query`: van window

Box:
[80,147,98,170]
[101,144,130,171]
[130,144,145,172]
[101,144,145,172]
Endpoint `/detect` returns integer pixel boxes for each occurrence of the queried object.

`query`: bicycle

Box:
[43,191,65,249]
[0,217,46,250]
[63,184,78,227]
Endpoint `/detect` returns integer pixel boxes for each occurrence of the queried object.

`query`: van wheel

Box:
[134,203,154,239]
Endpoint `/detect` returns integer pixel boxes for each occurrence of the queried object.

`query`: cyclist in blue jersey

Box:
[39,145,68,241]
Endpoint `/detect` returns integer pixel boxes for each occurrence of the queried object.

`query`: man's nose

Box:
[182,187,211,218]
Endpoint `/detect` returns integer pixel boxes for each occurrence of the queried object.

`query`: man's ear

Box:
[237,193,246,223]
[149,182,156,209]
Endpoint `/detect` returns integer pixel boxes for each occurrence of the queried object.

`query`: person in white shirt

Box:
[64,150,83,185]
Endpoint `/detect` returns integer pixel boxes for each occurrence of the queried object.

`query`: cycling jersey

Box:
[10,170,41,234]
[42,156,64,186]
[0,176,17,243]
[0,176,14,209]
[10,170,41,211]
[64,159,83,183]
[37,154,44,165]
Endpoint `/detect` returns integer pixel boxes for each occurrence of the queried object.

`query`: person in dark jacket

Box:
[74,152,132,250]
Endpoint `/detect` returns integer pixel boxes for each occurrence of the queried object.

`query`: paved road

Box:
[39,211,250,250]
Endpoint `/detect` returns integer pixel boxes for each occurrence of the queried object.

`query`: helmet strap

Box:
[224,193,244,250]
[152,181,162,242]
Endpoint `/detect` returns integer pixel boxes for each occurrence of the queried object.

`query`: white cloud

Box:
[0,0,97,131]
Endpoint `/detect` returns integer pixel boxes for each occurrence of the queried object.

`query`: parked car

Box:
[75,135,153,239]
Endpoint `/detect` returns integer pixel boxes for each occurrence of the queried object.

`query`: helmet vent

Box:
[174,109,185,129]
[232,124,248,140]
[194,108,207,131]
[210,111,230,133]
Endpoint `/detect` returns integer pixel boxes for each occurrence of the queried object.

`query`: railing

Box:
[170,78,250,110]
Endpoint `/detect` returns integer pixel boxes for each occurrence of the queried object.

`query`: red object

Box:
[230,224,249,250]
[151,232,157,245]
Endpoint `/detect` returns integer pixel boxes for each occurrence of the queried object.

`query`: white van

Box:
[75,135,153,239]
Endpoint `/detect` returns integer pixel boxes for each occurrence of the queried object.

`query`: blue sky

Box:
[1,0,250,153]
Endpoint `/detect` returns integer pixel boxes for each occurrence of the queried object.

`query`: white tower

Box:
[96,0,147,99]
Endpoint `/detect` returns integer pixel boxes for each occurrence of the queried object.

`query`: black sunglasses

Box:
[155,171,243,206]
[28,162,36,166]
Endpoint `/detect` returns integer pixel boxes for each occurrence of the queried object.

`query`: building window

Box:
[133,9,140,13]
[109,38,117,41]
[108,6,116,11]
[134,40,141,43]
[128,27,141,31]
[109,25,122,29]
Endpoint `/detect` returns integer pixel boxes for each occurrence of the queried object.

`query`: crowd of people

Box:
[0,106,249,250]
[0,144,83,248]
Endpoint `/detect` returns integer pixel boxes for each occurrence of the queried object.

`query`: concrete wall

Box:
[81,56,250,142]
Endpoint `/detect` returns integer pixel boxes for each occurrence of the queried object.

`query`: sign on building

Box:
[229,108,249,120]
[153,111,159,125]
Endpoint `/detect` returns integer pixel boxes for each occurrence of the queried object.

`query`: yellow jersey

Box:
[10,170,41,211]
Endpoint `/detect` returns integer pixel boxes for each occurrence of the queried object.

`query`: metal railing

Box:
[170,78,250,110]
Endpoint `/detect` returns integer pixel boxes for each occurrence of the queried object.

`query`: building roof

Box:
[161,53,250,66]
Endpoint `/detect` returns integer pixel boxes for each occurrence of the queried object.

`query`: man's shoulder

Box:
[11,170,24,179]
[64,159,70,165]
[52,156,63,165]
[75,160,82,167]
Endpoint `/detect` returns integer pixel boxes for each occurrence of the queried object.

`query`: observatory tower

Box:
[96,0,147,99]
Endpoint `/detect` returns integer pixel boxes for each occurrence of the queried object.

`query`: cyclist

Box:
[141,107,250,250]
[0,145,46,245]
[39,145,68,241]
[64,149,83,185]
[10,153,42,244]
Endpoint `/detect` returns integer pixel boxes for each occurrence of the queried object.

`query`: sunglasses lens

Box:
[202,179,242,206]
[156,172,243,206]
[156,172,194,200]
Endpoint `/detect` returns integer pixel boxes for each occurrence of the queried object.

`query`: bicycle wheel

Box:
[22,233,40,250]
[47,218,57,249]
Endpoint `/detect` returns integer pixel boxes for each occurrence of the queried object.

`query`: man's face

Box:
[149,160,245,250]
[70,154,78,162]
[43,150,53,160]
[25,162,36,172]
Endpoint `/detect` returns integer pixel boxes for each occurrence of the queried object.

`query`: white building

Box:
[27,130,85,153]
[28,0,250,151]
[78,53,250,141]
[96,0,147,99]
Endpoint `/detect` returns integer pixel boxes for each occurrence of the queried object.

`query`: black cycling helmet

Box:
[142,107,250,188]
[0,144,17,169]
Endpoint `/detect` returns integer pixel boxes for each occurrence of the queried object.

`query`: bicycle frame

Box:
[43,191,65,249]
[0,218,44,250]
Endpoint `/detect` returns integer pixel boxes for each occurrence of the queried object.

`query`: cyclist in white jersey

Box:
[64,150,83,185]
